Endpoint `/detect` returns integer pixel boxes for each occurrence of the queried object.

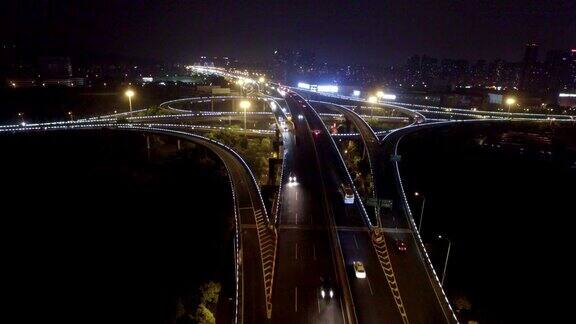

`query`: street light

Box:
[414,192,426,233]
[505,97,516,117]
[437,235,452,286]
[17,112,25,125]
[125,89,135,113]
[258,76,265,83]
[68,111,74,121]
[239,100,251,135]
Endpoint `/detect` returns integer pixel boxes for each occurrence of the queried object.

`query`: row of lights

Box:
[390,130,459,321]
[393,100,575,120]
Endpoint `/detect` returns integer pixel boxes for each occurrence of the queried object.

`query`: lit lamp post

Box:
[437,235,452,286]
[368,96,378,119]
[125,89,135,113]
[414,192,426,233]
[68,111,74,121]
[17,112,25,125]
[237,79,245,95]
[505,97,516,118]
[239,100,251,135]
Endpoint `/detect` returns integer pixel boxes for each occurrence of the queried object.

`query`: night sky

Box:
[2,0,575,64]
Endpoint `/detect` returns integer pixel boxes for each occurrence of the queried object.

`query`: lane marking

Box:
[353,234,359,250]
[295,243,298,260]
[313,244,317,261]
[366,276,374,296]
[339,297,346,323]
[295,287,298,313]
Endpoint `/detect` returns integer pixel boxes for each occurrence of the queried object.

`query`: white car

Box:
[297,114,304,120]
[340,184,354,204]
[288,172,297,184]
[353,261,366,279]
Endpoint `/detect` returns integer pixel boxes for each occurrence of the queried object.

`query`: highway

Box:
[311,100,457,323]
[5,64,574,323]
[284,90,411,324]
[269,97,347,323]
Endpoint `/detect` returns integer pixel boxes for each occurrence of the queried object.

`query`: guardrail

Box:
[385,101,576,120]
[385,125,458,323]
[267,97,290,226]
[297,95,373,228]
[290,87,426,122]
[308,99,412,323]
[0,122,282,323]
[310,100,382,226]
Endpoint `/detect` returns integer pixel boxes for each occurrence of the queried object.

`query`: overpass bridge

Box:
[5,67,572,323]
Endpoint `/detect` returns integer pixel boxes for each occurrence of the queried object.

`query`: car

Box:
[313,129,321,136]
[320,286,334,299]
[318,277,336,302]
[340,183,354,204]
[396,240,407,252]
[297,114,304,120]
[288,172,297,184]
[353,261,366,279]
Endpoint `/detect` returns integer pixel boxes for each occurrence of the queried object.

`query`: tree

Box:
[261,137,272,151]
[454,295,472,311]
[195,304,215,324]
[175,299,186,319]
[200,281,221,306]
[144,105,162,116]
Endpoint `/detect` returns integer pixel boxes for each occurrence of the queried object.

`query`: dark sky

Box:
[2,0,575,65]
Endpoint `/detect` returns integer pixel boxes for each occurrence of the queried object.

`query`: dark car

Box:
[396,240,407,252]
[319,278,335,300]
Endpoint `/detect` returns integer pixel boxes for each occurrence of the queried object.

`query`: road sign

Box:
[367,198,393,208]
[381,199,393,208]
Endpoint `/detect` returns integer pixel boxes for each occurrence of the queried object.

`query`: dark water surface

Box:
[399,122,576,323]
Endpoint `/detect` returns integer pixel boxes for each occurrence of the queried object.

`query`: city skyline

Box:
[2,1,575,65]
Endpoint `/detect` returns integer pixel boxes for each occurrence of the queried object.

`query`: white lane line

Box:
[295,212,299,224]
[353,233,359,250]
[339,297,346,322]
[317,295,321,314]
[295,243,298,260]
[313,244,317,261]
[295,286,298,313]
[366,276,374,296]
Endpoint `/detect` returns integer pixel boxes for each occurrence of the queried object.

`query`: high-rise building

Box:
[272,48,316,83]
[545,49,576,92]
[523,43,539,64]
[520,43,540,90]
[38,57,72,78]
